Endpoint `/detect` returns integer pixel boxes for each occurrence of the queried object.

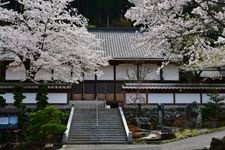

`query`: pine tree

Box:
[13,84,26,110]
[202,93,225,121]
[36,84,49,110]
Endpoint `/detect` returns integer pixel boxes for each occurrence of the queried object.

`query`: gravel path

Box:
[161,129,225,150]
[61,130,225,150]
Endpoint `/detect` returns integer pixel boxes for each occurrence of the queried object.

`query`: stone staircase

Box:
[67,102,128,144]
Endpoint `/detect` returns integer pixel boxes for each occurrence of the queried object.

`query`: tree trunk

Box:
[98,8,101,26]
[23,59,35,82]
[107,12,109,27]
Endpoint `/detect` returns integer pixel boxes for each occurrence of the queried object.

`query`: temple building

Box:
[1,28,225,105]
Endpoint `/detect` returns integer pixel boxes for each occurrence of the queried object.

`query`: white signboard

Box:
[0,117,9,125]
[9,116,18,124]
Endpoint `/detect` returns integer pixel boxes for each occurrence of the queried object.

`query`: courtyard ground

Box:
[61,129,225,150]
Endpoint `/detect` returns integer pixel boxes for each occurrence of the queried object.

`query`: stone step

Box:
[70,126,124,129]
[70,126,123,129]
[69,133,126,136]
[67,108,128,144]
[69,130,125,134]
[67,140,128,144]
[68,138,127,141]
[71,101,106,109]
[68,135,126,138]
[70,123,123,126]
[69,129,125,133]
[67,137,127,140]
[73,120,121,123]
[73,119,121,122]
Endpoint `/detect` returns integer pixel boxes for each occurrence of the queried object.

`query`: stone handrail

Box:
[62,106,74,143]
[118,106,132,143]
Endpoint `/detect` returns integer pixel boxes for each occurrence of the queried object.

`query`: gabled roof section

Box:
[200,67,225,78]
[122,83,225,90]
[0,83,71,89]
[90,28,169,61]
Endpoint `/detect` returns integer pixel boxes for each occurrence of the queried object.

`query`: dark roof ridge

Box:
[88,27,139,32]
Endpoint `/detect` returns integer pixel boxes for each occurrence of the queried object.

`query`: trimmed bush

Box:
[36,84,48,110]
[0,90,7,108]
[27,106,66,143]
[13,84,26,110]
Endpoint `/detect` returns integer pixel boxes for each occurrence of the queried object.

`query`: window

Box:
[116,83,122,93]
[97,83,105,94]
[72,84,82,94]
[84,83,96,94]
[106,83,114,93]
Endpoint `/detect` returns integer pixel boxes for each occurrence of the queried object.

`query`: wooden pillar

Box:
[0,63,6,81]
[113,65,116,101]
[200,92,203,104]
[81,75,84,100]
[146,92,148,104]
[160,69,164,82]
[0,61,12,81]
[137,64,140,80]
[95,74,97,99]
[173,93,176,104]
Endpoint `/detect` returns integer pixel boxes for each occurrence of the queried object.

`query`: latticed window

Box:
[72,84,82,94]
[106,83,114,93]
[84,83,96,94]
[97,83,105,94]
[116,83,122,93]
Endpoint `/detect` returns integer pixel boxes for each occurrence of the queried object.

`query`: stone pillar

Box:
[158,103,163,124]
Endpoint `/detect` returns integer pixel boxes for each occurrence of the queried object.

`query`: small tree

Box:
[12,84,29,142]
[202,93,225,121]
[13,84,26,110]
[0,90,7,108]
[27,106,66,143]
[36,84,48,110]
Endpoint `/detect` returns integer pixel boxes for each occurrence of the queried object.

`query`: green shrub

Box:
[13,84,26,110]
[0,90,7,108]
[202,93,225,121]
[27,106,66,143]
[36,84,48,110]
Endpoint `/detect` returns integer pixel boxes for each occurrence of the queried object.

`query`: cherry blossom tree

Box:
[0,0,108,82]
[125,0,225,71]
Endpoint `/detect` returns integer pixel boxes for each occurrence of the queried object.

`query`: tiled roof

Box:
[0,108,22,114]
[0,83,71,89]
[90,28,169,60]
[200,70,222,78]
[122,83,225,90]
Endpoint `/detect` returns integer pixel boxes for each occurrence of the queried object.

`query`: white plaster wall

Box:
[148,93,174,104]
[142,64,160,80]
[162,64,179,80]
[202,93,211,103]
[6,65,26,81]
[1,93,67,104]
[6,64,52,81]
[116,64,137,80]
[175,93,200,103]
[126,93,146,104]
[97,65,114,80]
[48,93,68,103]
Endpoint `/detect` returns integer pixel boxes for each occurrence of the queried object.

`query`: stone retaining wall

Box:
[124,104,187,129]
